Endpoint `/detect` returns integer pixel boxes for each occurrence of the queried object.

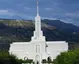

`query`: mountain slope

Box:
[42,19,79,32]
[0,19,79,43]
[0,19,79,50]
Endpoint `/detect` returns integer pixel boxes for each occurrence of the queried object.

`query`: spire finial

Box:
[37,0,39,16]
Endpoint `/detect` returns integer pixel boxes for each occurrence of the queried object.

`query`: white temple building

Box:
[9,1,68,64]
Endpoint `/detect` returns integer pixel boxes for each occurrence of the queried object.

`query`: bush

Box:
[0,51,23,64]
[53,49,79,64]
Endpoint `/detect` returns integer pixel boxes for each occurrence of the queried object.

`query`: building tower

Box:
[31,1,47,64]
[31,0,45,41]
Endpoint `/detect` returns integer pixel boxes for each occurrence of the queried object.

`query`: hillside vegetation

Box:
[0,19,79,50]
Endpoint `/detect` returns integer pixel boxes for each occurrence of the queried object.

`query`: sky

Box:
[0,0,79,26]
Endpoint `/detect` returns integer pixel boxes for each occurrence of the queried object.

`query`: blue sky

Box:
[0,0,79,26]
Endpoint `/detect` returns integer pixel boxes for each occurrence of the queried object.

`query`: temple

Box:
[9,1,68,64]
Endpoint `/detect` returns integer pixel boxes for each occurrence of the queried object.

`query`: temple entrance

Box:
[35,55,40,64]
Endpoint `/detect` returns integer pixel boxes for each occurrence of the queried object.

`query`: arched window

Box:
[35,55,40,64]
[36,45,40,53]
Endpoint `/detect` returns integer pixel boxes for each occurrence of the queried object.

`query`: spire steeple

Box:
[37,0,39,16]
[31,0,45,41]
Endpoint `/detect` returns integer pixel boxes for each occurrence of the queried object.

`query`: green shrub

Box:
[0,51,23,64]
[53,49,79,64]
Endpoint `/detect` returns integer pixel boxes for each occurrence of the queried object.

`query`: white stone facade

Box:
[9,41,68,60]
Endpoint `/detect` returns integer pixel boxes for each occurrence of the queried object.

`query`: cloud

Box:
[0,9,35,20]
[0,0,79,26]
[0,9,16,16]
[41,17,57,20]
[0,10,8,13]
[45,8,53,11]
[24,7,31,10]
[66,12,79,18]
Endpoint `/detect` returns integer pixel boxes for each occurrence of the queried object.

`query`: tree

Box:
[0,51,23,64]
[53,49,79,64]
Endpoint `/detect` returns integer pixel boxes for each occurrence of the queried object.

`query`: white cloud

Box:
[45,8,53,11]
[0,10,8,13]
[0,9,20,16]
[41,17,57,20]
[0,9,34,20]
[65,12,79,17]
[0,9,14,16]
[24,7,31,10]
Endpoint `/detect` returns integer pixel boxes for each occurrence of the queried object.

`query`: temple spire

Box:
[37,0,39,16]
[31,0,45,41]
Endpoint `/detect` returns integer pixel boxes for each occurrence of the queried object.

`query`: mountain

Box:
[42,19,79,32]
[42,19,79,42]
[0,19,79,50]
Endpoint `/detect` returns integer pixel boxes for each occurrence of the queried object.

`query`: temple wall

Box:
[47,41,68,59]
[9,41,68,60]
[9,42,35,59]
